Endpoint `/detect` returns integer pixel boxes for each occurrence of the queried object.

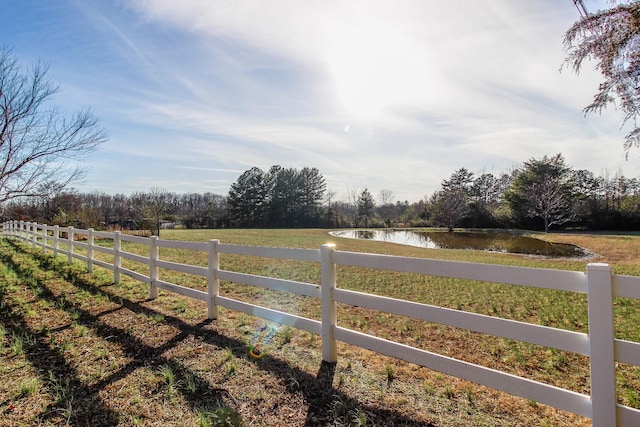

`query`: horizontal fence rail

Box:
[3,220,640,426]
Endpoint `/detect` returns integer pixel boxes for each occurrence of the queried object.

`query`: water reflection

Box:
[330,229,589,258]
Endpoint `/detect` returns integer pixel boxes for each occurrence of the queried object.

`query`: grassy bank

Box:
[1,229,639,426]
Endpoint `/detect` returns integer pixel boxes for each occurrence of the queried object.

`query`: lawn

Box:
[1,228,639,426]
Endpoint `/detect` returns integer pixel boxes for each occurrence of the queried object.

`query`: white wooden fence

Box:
[3,220,640,426]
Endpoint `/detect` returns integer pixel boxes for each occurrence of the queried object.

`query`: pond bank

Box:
[330,229,590,258]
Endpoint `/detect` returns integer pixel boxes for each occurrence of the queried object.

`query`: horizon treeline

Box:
[4,155,640,233]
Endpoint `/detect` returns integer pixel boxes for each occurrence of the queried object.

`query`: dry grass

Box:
[1,229,639,426]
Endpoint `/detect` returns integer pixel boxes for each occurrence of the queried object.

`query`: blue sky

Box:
[3,0,633,203]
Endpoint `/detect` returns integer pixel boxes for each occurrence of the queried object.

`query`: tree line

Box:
[4,154,640,233]
[429,153,640,232]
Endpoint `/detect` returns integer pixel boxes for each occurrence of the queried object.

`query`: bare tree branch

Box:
[0,47,107,203]
[563,1,640,152]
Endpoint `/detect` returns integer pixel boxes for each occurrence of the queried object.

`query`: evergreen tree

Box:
[298,167,326,227]
[227,167,269,227]
[357,188,376,228]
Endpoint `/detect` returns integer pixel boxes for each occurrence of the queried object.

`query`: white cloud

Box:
[9,0,637,200]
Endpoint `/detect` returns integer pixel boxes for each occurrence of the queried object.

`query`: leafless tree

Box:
[429,188,470,232]
[378,189,396,227]
[505,154,575,232]
[133,187,175,236]
[526,180,576,233]
[345,186,361,227]
[0,47,107,203]
[429,168,474,231]
[378,189,395,206]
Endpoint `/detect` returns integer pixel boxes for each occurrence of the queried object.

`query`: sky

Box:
[2,0,635,203]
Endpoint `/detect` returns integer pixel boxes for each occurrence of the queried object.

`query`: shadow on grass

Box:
[0,285,121,425]
[1,239,436,426]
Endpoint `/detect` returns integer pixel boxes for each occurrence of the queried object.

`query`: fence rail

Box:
[3,220,640,426]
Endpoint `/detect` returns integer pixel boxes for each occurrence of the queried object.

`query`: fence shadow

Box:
[2,240,436,426]
[0,288,121,425]
[0,242,246,425]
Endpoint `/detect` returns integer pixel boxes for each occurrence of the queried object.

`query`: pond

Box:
[329,229,590,258]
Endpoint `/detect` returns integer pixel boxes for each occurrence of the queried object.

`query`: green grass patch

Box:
[2,229,640,425]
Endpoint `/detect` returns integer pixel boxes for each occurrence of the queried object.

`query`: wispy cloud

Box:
[3,0,635,202]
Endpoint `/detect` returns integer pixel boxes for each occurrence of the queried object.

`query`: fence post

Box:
[67,226,74,264]
[321,243,337,363]
[87,229,94,273]
[149,236,158,299]
[113,231,121,283]
[587,263,617,427]
[38,223,43,250]
[41,225,47,254]
[53,225,59,256]
[32,222,38,249]
[207,239,220,319]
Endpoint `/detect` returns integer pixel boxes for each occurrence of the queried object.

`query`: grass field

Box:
[1,228,639,426]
